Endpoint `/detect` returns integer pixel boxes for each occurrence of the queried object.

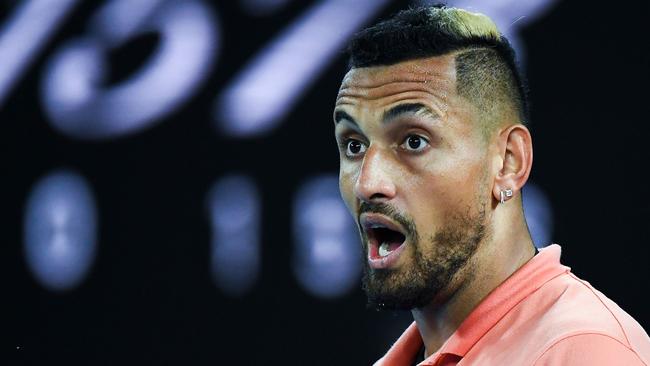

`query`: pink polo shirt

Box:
[376,244,650,365]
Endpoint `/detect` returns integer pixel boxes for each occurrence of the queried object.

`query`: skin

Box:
[333,54,536,357]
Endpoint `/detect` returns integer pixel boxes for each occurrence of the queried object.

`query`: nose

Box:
[353,146,397,203]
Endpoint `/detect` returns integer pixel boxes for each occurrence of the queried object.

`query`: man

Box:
[333,5,650,365]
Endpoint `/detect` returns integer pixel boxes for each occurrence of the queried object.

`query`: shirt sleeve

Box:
[534,333,646,366]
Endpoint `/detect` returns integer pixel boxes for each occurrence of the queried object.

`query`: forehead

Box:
[335,54,458,115]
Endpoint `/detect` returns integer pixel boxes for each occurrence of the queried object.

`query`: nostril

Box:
[369,193,388,201]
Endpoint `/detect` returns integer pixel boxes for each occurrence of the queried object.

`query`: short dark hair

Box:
[347,5,530,134]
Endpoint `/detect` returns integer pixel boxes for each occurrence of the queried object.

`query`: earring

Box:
[500,189,513,204]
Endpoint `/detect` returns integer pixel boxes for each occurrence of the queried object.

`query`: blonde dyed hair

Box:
[430,7,501,41]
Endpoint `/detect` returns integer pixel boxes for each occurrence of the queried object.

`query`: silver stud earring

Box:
[500,189,513,204]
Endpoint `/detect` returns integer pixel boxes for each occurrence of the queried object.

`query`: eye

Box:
[345,139,367,158]
[401,134,429,152]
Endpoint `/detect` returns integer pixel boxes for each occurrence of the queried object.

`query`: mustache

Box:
[358,202,417,240]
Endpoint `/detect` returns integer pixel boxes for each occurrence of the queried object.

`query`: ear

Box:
[492,124,533,204]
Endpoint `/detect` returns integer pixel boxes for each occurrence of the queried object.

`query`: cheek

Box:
[405,158,486,230]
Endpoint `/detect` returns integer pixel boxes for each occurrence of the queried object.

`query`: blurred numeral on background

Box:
[292,175,361,298]
[0,0,79,106]
[215,0,392,137]
[207,175,261,296]
[522,182,554,248]
[40,0,219,139]
[24,170,98,291]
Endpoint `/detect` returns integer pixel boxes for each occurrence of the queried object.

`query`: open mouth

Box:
[360,214,408,267]
[368,227,406,257]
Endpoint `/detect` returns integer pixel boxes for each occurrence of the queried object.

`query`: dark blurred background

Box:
[4,0,649,364]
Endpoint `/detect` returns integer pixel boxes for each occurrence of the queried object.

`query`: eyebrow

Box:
[334,103,439,126]
[334,110,356,125]
[382,103,439,124]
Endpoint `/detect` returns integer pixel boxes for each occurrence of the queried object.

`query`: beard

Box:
[360,199,487,311]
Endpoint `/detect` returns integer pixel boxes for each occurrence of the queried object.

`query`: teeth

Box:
[379,242,391,257]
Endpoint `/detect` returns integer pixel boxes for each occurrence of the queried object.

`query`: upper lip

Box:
[359,212,406,236]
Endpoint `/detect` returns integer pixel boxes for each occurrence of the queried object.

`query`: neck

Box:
[411,206,535,358]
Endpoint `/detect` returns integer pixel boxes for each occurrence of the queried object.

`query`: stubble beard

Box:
[361,200,487,311]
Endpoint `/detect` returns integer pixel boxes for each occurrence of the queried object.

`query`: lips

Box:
[360,213,408,269]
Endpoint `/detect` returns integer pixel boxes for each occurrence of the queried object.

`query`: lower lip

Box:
[367,240,407,269]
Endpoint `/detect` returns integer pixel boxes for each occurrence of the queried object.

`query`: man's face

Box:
[334,55,492,310]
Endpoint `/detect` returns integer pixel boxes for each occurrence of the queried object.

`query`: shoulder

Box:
[533,333,647,366]
[470,271,650,364]
[526,272,650,364]
[530,272,642,340]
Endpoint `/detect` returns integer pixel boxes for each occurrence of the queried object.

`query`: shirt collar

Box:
[379,244,570,365]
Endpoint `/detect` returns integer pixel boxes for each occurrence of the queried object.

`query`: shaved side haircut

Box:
[347,5,529,138]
